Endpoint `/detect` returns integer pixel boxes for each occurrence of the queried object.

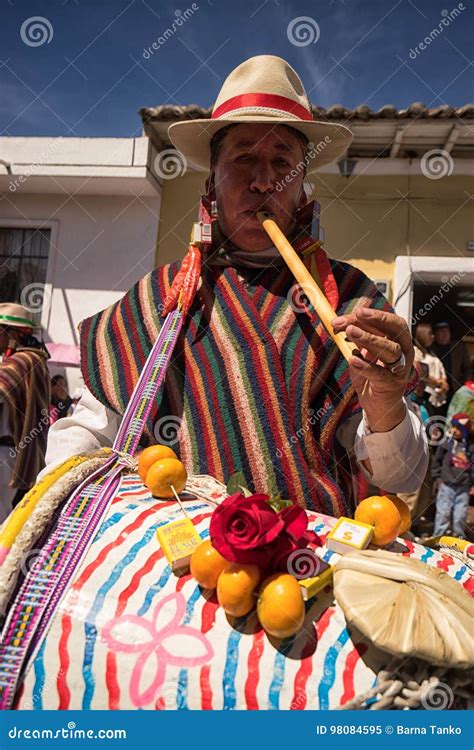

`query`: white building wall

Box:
[0,191,161,391]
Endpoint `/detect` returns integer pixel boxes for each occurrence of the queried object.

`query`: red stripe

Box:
[340,643,367,706]
[212,93,312,122]
[244,629,265,710]
[291,605,334,710]
[200,666,213,710]
[57,615,72,709]
[106,652,121,710]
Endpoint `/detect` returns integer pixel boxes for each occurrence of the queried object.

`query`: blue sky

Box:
[1,0,472,137]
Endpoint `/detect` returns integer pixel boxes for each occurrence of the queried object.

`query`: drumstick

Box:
[257,211,355,362]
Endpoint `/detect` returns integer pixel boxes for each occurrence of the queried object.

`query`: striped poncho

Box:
[0,347,50,489]
[79,248,391,516]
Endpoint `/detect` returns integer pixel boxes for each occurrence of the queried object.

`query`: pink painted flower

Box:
[102,592,213,708]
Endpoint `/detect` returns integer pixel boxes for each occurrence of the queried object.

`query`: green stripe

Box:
[0,314,35,327]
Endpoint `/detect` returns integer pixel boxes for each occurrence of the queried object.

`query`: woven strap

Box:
[114,306,183,453]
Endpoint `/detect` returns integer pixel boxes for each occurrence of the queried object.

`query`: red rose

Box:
[209,493,284,566]
[279,504,308,543]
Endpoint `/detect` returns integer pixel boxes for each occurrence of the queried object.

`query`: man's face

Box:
[212,124,308,251]
[434,325,451,345]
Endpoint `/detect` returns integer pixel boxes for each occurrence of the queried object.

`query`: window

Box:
[0,227,51,323]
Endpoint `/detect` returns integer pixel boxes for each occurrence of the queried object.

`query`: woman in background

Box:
[413,323,449,414]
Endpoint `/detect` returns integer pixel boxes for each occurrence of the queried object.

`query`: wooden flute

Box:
[257,211,355,362]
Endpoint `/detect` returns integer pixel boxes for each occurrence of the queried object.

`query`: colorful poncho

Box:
[79,249,391,516]
[0,347,50,489]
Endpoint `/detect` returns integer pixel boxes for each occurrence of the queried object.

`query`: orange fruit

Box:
[385,494,411,535]
[217,562,261,617]
[145,457,187,498]
[354,495,401,546]
[137,445,177,483]
[190,540,228,590]
[257,573,305,639]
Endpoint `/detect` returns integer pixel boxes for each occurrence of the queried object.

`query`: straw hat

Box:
[0,302,36,329]
[168,55,353,172]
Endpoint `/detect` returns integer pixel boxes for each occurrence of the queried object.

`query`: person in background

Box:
[413,323,449,413]
[432,321,470,402]
[408,362,434,426]
[398,361,435,536]
[49,375,73,424]
[432,413,474,539]
[447,359,474,427]
[0,303,50,520]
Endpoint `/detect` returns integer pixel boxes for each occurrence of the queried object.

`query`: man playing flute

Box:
[41,55,428,515]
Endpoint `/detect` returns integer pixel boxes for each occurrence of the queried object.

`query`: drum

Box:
[6,472,471,711]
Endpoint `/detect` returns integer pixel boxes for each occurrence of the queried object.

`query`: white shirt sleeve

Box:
[352,398,429,493]
[37,386,120,481]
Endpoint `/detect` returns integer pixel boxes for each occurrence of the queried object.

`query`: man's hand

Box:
[332,307,415,433]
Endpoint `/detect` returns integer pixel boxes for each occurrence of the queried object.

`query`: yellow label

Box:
[328,517,373,549]
[156,518,201,564]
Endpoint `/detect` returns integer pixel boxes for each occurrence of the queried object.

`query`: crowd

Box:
[403,321,474,540]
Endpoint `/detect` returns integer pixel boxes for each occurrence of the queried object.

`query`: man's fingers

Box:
[332,308,413,360]
[346,325,403,366]
[349,355,397,385]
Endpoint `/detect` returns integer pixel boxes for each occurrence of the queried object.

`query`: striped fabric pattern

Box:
[0,347,50,489]
[80,254,391,515]
[16,474,473,711]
